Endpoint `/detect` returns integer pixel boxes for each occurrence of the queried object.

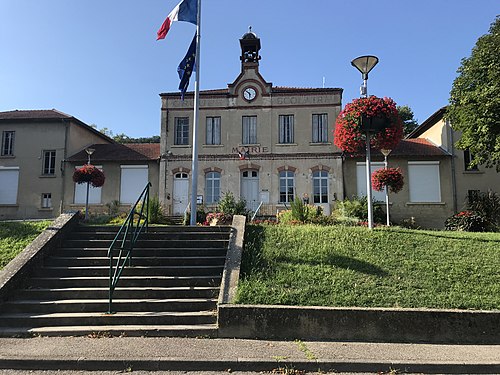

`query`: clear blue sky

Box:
[0,1,498,138]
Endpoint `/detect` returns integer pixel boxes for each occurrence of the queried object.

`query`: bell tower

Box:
[240,26,261,70]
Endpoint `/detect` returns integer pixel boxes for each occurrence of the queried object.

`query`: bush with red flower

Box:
[371,167,404,193]
[73,164,105,188]
[444,210,488,232]
[334,96,404,153]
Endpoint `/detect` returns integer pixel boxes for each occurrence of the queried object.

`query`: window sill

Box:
[69,203,105,207]
[406,202,446,206]
[239,143,260,147]
[275,143,297,147]
[39,208,53,211]
[39,174,57,178]
[309,142,331,146]
[463,170,483,174]
[0,155,15,159]
[0,204,18,207]
[171,145,191,148]
[203,144,224,147]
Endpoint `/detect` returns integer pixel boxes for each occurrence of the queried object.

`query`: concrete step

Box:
[52,247,228,257]
[75,225,232,234]
[17,286,219,300]
[0,298,218,313]
[34,265,225,277]
[63,239,229,248]
[66,231,232,241]
[0,324,218,337]
[0,310,217,327]
[46,256,227,267]
[30,275,222,288]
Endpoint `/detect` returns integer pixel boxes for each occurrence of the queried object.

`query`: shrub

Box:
[277,199,323,224]
[183,207,206,225]
[335,196,384,223]
[205,212,232,225]
[444,210,488,232]
[217,192,248,216]
[148,196,167,224]
[467,190,500,231]
[105,200,121,216]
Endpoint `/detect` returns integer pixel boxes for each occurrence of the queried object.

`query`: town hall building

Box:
[159,29,344,216]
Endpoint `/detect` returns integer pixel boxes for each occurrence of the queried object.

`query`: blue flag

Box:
[177,33,197,99]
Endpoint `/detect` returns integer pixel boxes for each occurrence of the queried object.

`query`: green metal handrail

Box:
[107,182,151,313]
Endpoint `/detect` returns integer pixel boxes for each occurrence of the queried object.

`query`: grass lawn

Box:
[0,221,52,269]
[236,225,500,310]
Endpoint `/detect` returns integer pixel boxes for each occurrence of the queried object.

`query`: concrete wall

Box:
[218,304,500,344]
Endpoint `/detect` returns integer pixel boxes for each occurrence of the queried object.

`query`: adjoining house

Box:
[407,106,499,215]
[0,109,114,220]
[64,143,160,214]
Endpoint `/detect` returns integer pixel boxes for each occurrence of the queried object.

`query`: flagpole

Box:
[189,0,201,226]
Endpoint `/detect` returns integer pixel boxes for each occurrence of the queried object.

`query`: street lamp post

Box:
[381,148,392,226]
[84,147,95,221]
[351,55,379,229]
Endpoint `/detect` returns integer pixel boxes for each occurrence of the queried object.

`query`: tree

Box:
[113,134,160,144]
[446,16,500,171]
[397,105,418,136]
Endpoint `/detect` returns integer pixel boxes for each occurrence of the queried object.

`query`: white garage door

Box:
[0,167,19,204]
[120,165,149,204]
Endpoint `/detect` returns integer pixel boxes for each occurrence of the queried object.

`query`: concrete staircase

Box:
[0,224,232,337]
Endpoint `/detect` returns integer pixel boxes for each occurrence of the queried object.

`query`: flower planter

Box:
[334,96,404,153]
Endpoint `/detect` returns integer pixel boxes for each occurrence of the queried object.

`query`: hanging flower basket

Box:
[334,96,404,153]
[73,164,105,188]
[371,167,404,193]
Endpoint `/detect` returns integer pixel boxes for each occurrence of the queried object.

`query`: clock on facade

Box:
[243,87,257,101]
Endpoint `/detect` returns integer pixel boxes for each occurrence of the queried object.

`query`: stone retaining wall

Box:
[0,212,80,302]
[218,304,500,344]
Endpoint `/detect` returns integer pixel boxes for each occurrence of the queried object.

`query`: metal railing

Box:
[107,182,151,313]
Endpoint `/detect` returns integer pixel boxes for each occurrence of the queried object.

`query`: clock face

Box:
[243,87,257,101]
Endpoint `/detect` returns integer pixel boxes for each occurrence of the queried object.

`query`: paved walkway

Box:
[0,337,499,373]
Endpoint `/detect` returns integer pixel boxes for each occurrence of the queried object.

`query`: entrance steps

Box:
[0,224,232,337]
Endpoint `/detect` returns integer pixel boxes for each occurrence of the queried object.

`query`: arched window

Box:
[279,170,295,203]
[312,170,328,203]
[205,171,221,204]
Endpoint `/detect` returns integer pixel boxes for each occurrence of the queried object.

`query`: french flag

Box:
[157,0,197,40]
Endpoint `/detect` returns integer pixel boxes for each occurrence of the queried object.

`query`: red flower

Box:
[73,164,105,188]
[334,96,404,153]
[371,167,404,193]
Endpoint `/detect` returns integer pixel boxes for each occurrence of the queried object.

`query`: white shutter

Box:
[408,161,441,202]
[356,162,386,202]
[0,167,19,204]
[120,165,149,204]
